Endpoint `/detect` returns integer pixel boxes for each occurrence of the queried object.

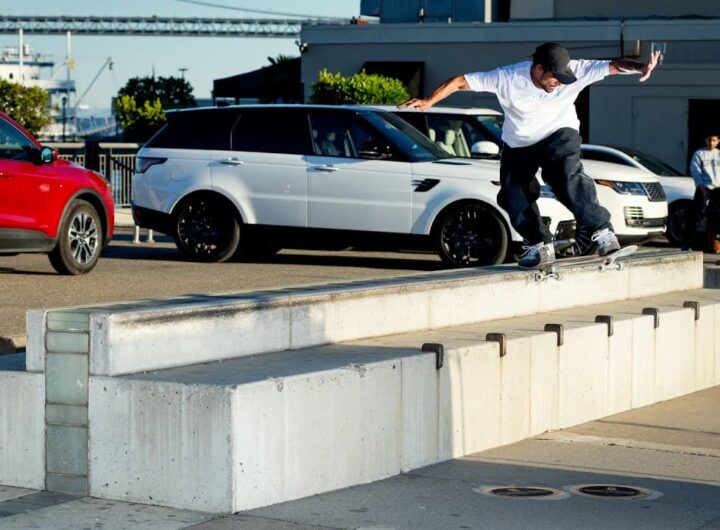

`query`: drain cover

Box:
[568,484,660,500]
[474,486,568,500]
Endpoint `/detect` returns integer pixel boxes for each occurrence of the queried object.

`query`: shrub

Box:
[310,69,409,105]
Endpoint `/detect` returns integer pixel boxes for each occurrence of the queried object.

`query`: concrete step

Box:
[83,288,720,513]
[1,250,714,512]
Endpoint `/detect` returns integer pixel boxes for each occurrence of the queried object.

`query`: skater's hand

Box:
[398,98,433,111]
[639,50,661,82]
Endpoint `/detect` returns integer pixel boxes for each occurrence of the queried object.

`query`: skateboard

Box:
[528,245,638,282]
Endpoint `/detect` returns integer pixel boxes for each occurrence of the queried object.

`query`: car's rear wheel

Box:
[174,196,240,262]
[48,199,103,275]
[435,203,509,267]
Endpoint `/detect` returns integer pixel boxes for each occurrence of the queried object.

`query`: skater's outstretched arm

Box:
[609,50,661,82]
[399,75,469,110]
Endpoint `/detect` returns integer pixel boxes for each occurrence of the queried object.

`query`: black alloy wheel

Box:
[666,201,693,246]
[436,203,508,267]
[174,197,240,262]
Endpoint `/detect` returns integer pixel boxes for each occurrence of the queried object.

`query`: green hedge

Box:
[310,69,409,105]
[0,80,51,137]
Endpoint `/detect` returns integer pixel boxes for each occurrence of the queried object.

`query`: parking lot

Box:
[0,227,446,349]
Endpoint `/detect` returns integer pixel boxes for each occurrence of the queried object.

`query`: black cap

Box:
[532,42,577,84]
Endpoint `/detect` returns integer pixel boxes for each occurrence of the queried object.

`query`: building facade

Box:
[301,4,720,172]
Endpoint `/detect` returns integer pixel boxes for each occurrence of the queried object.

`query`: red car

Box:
[0,112,114,274]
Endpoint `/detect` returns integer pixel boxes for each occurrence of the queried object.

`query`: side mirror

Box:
[471,141,500,159]
[40,146,58,164]
[359,140,392,160]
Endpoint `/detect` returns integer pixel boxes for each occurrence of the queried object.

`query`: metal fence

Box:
[48,142,140,206]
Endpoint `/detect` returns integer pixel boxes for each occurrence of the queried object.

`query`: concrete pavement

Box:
[1,385,718,529]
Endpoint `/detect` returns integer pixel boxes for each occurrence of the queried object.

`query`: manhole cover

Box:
[568,484,660,500]
[474,486,569,500]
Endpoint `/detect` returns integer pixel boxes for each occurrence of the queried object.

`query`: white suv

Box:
[581,144,695,245]
[384,106,668,247]
[132,105,575,267]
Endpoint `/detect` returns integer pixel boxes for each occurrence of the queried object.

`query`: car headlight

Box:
[595,180,646,195]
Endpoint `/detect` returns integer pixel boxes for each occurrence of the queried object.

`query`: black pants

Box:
[683,186,720,249]
[498,128,612,245]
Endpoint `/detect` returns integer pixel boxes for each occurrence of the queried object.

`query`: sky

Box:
[0,0,360,112]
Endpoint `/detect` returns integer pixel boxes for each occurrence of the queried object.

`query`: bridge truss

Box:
[0,15,348,38]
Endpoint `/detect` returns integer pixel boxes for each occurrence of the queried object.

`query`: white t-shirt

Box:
[464,60,610,148]
[690,148,720,189]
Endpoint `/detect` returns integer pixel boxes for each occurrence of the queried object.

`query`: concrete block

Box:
[715,303,720,386]
[629,253,703,297]
[557,325,608,429]
[231,360,402,512]
[289,291,430,349]
[539,268,628,313]
[88,377,235,513]
[500,337,531,445]
[0,371,45,489]
[606,318,634,415]
[46,404,88,426]
[46,331,89,354]
[631,315,656,408]
[46,310,90,331]
[528,332,559,436]
[694,303,715,391]
[438,343,501,459]
[429,277,538,328]
[25,309,46,373]
[400,353,438,471]
[46,353,88,406]
[89,305,291,376]
[654,309,695,401]
[46,425,88,476]
[45,475,88,497]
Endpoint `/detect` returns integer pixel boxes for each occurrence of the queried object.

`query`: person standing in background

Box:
[688,134,720,253]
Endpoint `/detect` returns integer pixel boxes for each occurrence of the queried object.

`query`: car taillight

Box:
[136,156,167,173]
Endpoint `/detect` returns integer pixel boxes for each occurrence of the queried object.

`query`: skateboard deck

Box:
[527,245,638,282]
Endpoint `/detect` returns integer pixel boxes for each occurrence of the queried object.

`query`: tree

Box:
[0,79,51,137]
[115,76,195,142]
[309,70,409,105]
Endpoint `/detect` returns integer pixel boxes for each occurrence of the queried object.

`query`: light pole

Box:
[61,96,68,142]
[178,67,188,79]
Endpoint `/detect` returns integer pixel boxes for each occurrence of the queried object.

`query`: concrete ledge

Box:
[0,361,45,489]
[25,250,703,377]
[85,289,720,513]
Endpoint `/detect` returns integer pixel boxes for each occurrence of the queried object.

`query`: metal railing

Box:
[49,142,139,206]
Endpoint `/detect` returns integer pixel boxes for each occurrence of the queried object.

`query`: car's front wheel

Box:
[666,200,693,246]
[48,199,103,275]
[435,203,509,267]
[173,196,240,262]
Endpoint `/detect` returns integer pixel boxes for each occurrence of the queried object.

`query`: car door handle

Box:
[310,165,338,172]
[220,158,244,166]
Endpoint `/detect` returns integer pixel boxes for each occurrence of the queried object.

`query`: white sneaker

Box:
[518,242,556,268]
[591,228,621,257]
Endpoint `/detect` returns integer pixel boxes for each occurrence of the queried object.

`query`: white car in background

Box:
[383,106,668,247]
[132,104,576,267]
[580,144,695,245]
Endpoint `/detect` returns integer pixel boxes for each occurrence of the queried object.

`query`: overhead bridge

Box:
[0,15,348,38]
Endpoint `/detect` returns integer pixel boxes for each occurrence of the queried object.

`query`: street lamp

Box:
[178,67,188,79]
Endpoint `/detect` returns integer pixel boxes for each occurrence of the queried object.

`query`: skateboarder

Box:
[400,42,661,267]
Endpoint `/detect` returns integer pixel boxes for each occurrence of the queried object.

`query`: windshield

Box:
[361,110,451,162]
[471,114,503,145]
[616,146,683,176]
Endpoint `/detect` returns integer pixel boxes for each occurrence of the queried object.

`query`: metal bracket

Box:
[642,307,660,329]
[595,315,614,336]
[544,323,564,346]
[485,333,507,358]
[421,343,444,370]
[683,301,700,321]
